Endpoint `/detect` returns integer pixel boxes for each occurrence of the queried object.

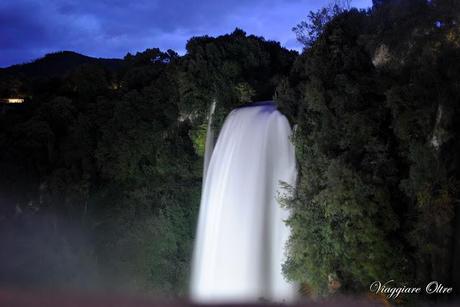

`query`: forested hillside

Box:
[0,0,459,304]
[0,51,123,78]
[0,30,296,295]
[277,0,460,301]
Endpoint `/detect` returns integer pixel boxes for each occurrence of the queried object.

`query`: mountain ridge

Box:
[0,51,123,78]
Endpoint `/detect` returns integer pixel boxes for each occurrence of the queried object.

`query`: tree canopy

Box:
[277,0,460,301]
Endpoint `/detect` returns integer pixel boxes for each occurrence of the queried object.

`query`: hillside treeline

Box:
[0,30,295,295]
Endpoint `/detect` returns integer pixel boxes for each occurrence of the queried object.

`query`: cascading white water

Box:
[191,101,298,303]
[202,99,216,183]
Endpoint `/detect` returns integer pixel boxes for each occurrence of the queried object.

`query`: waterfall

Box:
[203,99,216,183]
[190,101,298,303]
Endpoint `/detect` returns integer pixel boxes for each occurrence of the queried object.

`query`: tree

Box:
[292,0,352,48]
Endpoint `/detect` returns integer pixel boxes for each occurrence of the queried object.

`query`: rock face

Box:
[372,44,391,67]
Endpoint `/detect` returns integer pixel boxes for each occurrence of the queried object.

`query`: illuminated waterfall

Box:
[203,99,216,183]
[191,101,298,303]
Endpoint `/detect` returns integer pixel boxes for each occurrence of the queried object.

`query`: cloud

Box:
[0,0,372,67]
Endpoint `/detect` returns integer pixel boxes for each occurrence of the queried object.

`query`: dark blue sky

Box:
[0,0,372,67]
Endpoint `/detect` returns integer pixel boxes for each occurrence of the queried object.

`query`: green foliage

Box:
[179,28,296,130]
[278,0,460,299]
[292,0,351,48]
[280,9,408,294]
[235,82,256,103]
[189,123,207,157]
[0,31,294,296]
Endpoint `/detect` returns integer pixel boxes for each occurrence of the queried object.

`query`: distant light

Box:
[6,98,24,104]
